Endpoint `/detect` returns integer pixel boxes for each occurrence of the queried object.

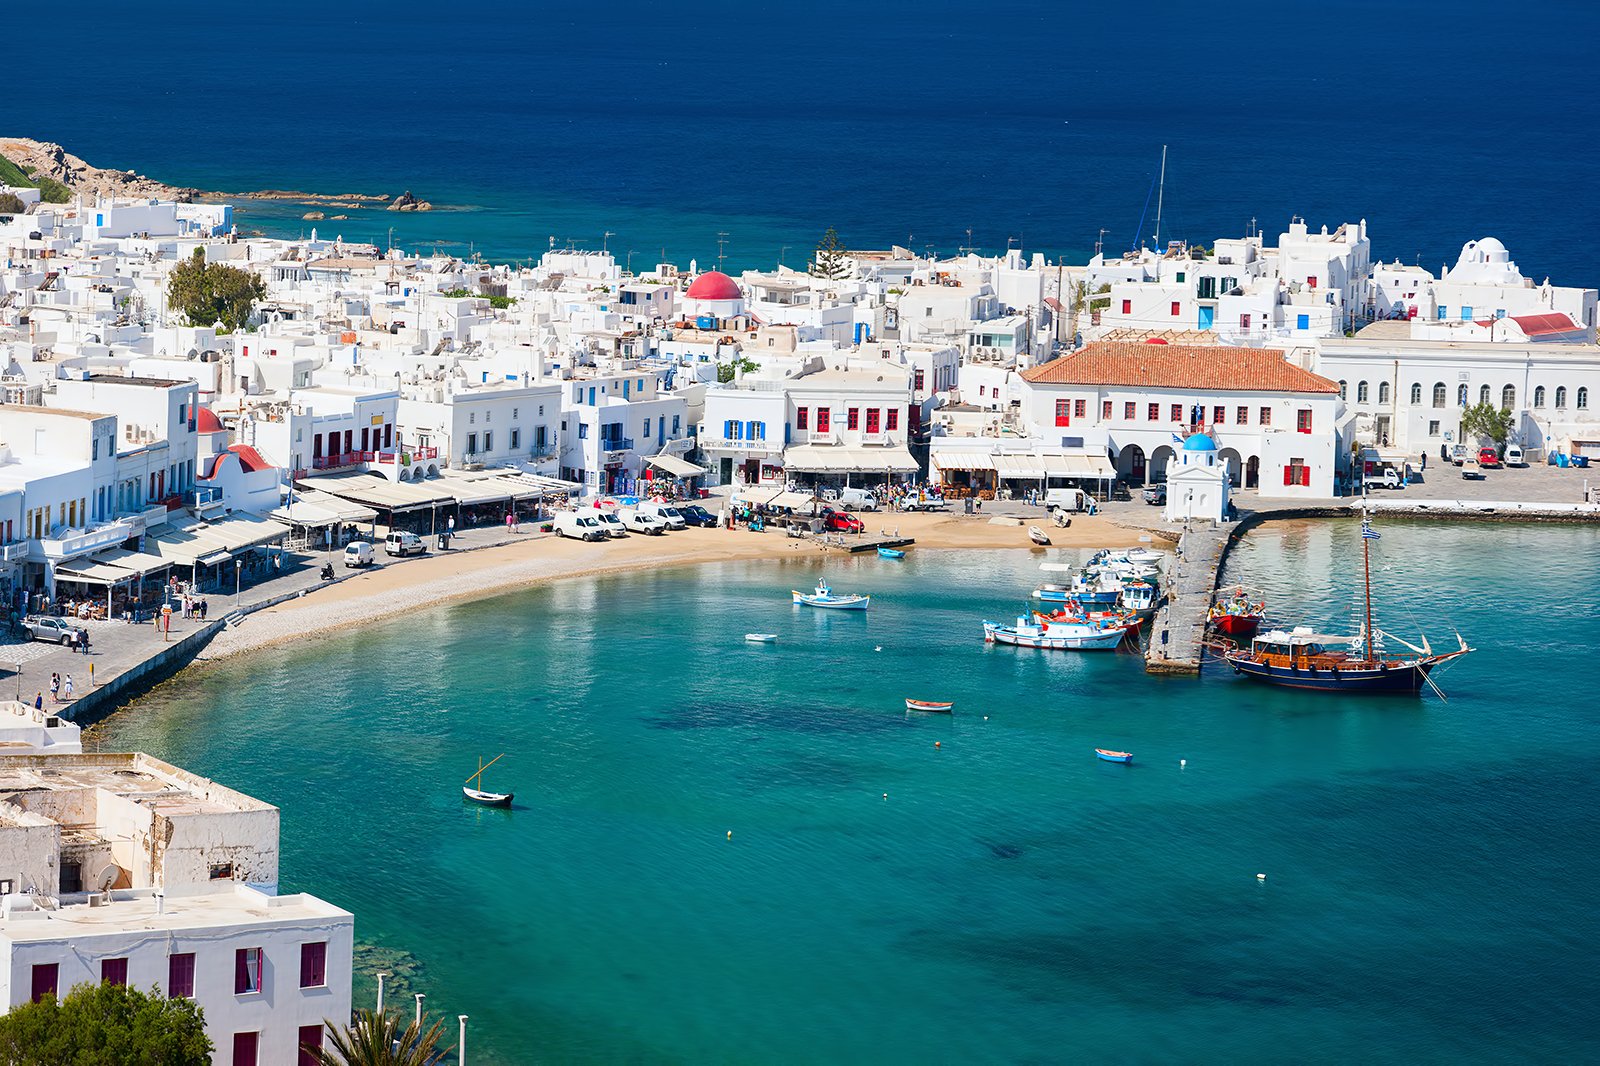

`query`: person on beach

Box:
[63,675,73,700]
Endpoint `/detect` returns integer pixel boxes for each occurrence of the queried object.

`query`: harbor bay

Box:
[95,523,1600,1064]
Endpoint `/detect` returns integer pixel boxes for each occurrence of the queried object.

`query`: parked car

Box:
[552,512,608,541]
[837,487,879,512]
[1048,487,1091,512]
[343,541,375,568]
[1450,443,1470,466]
[820,507,864,533]
[636,500,687,529]
[620,510,668,535]
[595,511,628,536]
[898,496,948,512]
[1478,446,1502,468]
[1504,444,1525,467]
[22,616,87,645]
[384,531,426,557]
[678,503,718,527]
[1380,469,1405,489]
[1141,484,1167,505]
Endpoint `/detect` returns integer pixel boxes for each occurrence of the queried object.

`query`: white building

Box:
[1017,341,1344,497]
[1164,434,1231,523]
[0,752,353,1066]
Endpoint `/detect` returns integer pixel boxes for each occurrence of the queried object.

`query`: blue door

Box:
[1197,306,1214,331]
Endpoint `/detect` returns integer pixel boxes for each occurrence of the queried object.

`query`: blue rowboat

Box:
[1095,748,1133,764]
[877,547,906,559]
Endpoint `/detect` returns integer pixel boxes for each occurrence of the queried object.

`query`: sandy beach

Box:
[198,510,1160,663]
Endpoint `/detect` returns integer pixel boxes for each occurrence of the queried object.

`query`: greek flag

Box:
[1171,432,1183,443]
[1361,522,1381,540]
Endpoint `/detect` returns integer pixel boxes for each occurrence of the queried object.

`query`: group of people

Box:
[43,671,75,704]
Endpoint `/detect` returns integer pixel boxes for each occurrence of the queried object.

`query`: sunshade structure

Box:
[144,512,288,568]
[268,488,379,528]
[643,453,708,479]
[781,445,918,474]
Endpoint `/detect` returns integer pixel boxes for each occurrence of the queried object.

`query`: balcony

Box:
[599,437,634,453]
[698,436,780,455]
[37,519,140,561]
[2,543,27,562]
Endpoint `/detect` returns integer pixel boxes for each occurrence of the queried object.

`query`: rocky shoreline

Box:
[0,135,429,211]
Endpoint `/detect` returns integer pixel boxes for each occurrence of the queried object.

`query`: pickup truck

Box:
[897,496,948,512]
[1142,484,1167,505]
[23,616,87,644]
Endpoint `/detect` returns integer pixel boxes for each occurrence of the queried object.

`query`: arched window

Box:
[1432,383,1446,408]
[1458,384,1469,406]
[1338,380,1347,400]
[1479,384,1491,406]
[1534,385,1546,408]
[1410,383,1422,405]
[1556,386,1568,408]
[1357,381,1369,403]
[1502,385,1515,410]
[1580,388,1590,410]
[1379,382,1391,404]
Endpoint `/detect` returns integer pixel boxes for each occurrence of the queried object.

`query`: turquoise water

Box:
[99,520,1600,1063]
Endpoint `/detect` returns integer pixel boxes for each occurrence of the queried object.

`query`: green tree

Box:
[313,1008,451,1066]
[166,249,267,331]
[1460,399,1514,446]
[808,226,851,281]
[715,355,760,383]
[0,981,211,1065]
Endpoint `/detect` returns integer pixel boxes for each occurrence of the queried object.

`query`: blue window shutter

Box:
[1296,314,1309,329]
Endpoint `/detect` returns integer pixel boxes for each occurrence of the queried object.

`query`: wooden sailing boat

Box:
[463,754,513,807]
[1224,514,1471,694]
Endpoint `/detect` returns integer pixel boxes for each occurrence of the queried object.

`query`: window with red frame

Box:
[1074,399,1086,418]
[169,953,195,999]
[1124,402,1136,420]
[1121,299,1131,314]
[816,408,830,432]
[1171,301,1181,316]
[886,409,899,431]
[235,948,263,994]
[1236,406,1248,425]
[1213,405,1225,424]
[1055,400,1071,427]
[1101,400,1112,419]
[847,408,860,430]
[913,368,925,391]
[1297,408,1312,433]
[866,408,881,433]
[1260,407,1272,426]
[1147,403,1159,421]
[1171,404,1182,422]
[796,407,808,430]
[300,942,327,988]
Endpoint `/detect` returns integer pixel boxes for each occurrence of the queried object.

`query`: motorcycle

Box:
[319,564,336,582]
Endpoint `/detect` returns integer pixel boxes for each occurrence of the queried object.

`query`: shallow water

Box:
[101,519,1600,1063]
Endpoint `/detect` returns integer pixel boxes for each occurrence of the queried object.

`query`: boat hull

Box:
[745,633,778,643]
[1212,614,1263,638]
[793,591,870,610]
[1225,654,1441,693]
[905,699,953,713]
[463,786,513,807]
[984,622,1126,651]
[877,548,905,559]
[1095,749,1133,763]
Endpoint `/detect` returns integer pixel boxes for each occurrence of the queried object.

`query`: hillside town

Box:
[3,176,1600,1058]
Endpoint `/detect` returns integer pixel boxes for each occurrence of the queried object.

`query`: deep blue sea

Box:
[99,520,1600,1064]
[31,1,1600,279]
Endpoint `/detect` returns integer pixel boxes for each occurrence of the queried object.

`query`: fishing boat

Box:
[463,754,513,807]
[1029,526,1051,545]
[905,698,954,713]
[792,580,870,610]
[1069,571,1124,607]
[744,633,778,643]
[1031,583,1072,603]
[1209,589,1266,638]
[1033,607,1141,633]
[877,547,906,559]
[1120,580,1159,617]
[1095,748,1133,764]
[1223,515,1471,694]
[983,617,1127,651]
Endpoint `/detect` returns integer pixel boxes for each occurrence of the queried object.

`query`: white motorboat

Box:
[983,617,1127,651]
[792,580,870,611]
[745,633,778,643]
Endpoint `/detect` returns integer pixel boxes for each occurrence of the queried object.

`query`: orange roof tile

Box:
[1021,342,1339,394]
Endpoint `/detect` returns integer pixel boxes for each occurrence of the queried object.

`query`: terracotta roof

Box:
[1021,342,1339,394]
[1510,312,1581,336]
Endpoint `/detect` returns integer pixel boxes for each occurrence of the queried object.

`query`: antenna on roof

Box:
[1095,228,1107,257]
[602,231,615,253]
[1152,145,1168,249]
[716,232,730,272]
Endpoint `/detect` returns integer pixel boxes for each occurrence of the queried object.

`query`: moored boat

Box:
[1120,580,1159,617]
[877,547,906,559]
[983,617,1127,651]
[1223,516,1471,694]
[905,698,954,713]
[1209,587,1266,638]
[1095,748,1133,764]
[792,580,870,610]
[463,754,513,807]
[744,633,778,643]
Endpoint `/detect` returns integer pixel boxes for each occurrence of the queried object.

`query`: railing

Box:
[698,437,780,453]
[2,543,27,562]
[600,437,634,452]
[372,446,439,466]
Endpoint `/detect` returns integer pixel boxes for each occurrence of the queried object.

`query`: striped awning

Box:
[993,454,1046,478]
[930,451,997,472]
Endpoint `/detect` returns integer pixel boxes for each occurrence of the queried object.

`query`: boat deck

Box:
[818,534,916,554]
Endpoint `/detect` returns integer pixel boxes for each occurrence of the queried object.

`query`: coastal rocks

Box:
[302,211,325,220]
[387,190,433,212]
[0,135,200,202]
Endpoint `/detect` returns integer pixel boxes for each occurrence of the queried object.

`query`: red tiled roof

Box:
[1021,342,1339,394]
[1510,312,1581,336]
[227,444,273,473]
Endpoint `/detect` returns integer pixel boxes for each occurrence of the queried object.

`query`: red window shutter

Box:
[1121,300,1131,314]
[102,957,129,987]
[1302,467,1312,487]
[1171,302,1181,316]
[1283,466,1294,486]
[31,963,58,1003]
[298,1026,324,1066]
[1171,404,1182,422]
[887,409,898,431]
[1102,401,1112,419]
[796,407,807,429]
[300,942,326,988]
[233,1032,259,1066]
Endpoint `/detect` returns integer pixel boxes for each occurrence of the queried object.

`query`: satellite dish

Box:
[94,864,127,892]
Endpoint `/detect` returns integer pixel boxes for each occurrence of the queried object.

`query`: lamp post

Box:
[458,1016,468,1066]
[375,972,390,1014]
[234,559,242,608]
[414,993,425,1028]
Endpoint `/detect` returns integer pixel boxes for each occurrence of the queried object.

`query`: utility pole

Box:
[1096,228,1108,257]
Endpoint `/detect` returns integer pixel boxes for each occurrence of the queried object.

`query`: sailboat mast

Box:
[1363,527,1375,663]
[1153,145,1167,249]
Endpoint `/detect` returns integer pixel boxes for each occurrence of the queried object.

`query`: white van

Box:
[1045,487,1088,512]
[637,500,687,529]
[384,531,425,557]
[343,541,375,568]
[595,511,628,536]
[1504,444,1525,467]
[553,512,608,541]
[620,509,668,535]
[837,487,879,511]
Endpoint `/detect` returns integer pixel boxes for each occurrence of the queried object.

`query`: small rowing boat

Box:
[1095,748,1133,764]
[877,547,906,559]
[744,633,778,643]
[463,754,514,807]
[792,580,870,610]
[1029,526,1051,545]
[905,698,954,713]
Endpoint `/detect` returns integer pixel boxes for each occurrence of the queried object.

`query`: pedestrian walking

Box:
[80,630,90,655]
[63,675,73,700]
[199,600,208,620]
[33,692,42,711]
[50,673,59,702]
[1420,452,1427,471]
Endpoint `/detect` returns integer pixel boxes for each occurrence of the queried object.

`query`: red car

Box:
[1478,447,1502,468]
[821,507,864,533]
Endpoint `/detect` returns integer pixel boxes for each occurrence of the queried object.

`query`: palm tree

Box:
[311,1008,452,1066]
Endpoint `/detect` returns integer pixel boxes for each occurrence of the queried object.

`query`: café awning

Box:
[931,452,998,472]
[783,445,918,473]
[644,453,708,478]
